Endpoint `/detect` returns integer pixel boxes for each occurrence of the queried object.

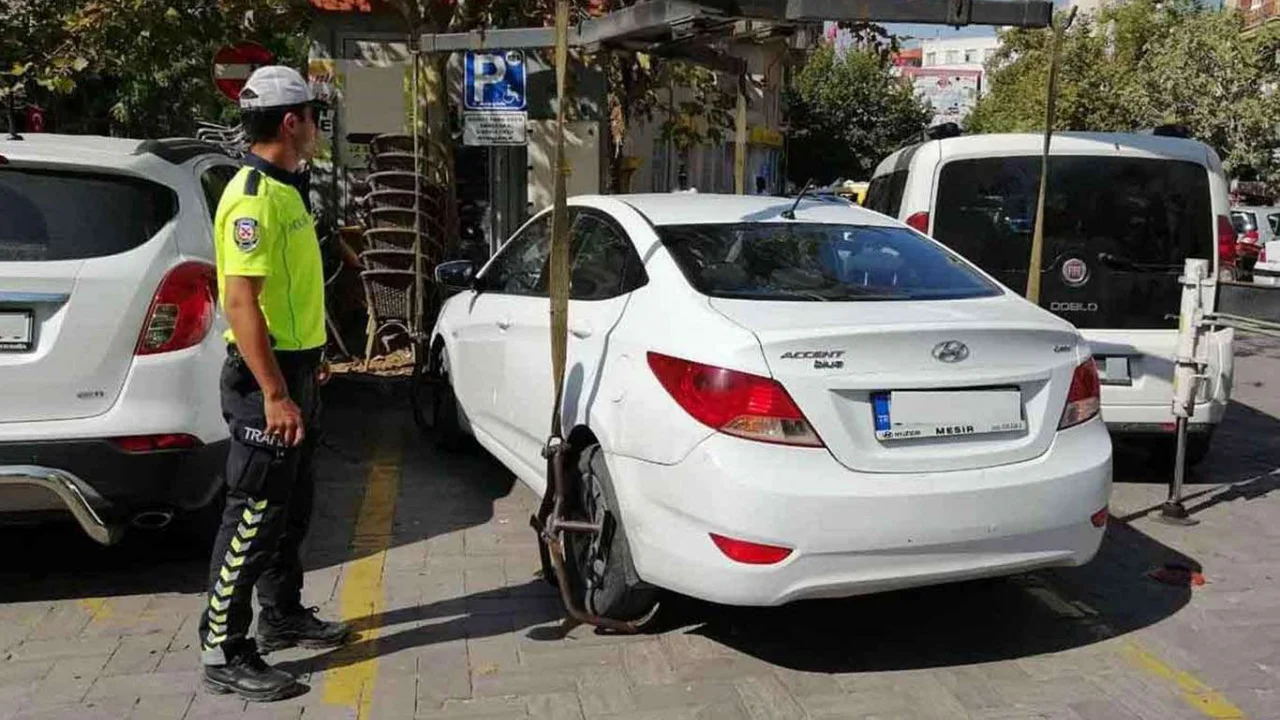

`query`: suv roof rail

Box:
[1139,124,1193,139]
[925,122,963,141]
[134,138,230,164]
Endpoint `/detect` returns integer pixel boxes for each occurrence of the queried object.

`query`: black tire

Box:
[563,444,660,626]
[411,342,468,452]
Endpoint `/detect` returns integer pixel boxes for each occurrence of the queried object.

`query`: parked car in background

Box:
[0,134,238,546]
[866,130,1235,466]
[1252,238,1280,287]
[1232,206,1279,278]
[429,194,1112,622]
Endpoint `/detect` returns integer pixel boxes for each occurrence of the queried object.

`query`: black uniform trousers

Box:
[199,346,321,666]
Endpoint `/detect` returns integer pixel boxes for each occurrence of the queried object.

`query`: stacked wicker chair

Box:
[357,133,449,357]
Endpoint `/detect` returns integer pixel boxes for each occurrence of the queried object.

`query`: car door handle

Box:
[570,324,592,339]
[496,318,511,331]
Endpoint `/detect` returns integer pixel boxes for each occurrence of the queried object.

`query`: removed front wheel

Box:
[563,444,660,627]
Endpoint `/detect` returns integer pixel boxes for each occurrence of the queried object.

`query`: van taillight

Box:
[906,212,930,233]
[136,261,216,355]
[1218,215,1238,268]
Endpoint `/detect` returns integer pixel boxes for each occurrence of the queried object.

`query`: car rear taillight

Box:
[709,533,793,565]
[1217,215,1238,268]
[1245,229,1261,244]
[136,261,216,355]
[647,352,824,447]
[1261,246,1269,263]
[906,212,930,233]
[110,434,202,452]
[1059,360,1101,430]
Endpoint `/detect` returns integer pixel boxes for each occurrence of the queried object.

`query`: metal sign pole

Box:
[1025,6,1075,304]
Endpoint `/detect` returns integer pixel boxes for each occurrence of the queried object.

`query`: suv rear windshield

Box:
[657,222,1000,302]
[0,168,177,261]
[933,156,1212,329]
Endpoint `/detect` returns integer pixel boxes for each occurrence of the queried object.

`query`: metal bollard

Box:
[1158,258,1209,526]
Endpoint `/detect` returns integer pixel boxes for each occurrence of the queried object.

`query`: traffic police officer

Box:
[199,65,351,701]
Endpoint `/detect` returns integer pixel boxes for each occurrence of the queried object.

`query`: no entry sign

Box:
[213,42,274,102]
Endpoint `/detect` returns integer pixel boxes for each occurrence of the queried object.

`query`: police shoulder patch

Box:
[233,217,260,252]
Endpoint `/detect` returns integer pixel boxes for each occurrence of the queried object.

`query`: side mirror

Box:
[434,260,476,292]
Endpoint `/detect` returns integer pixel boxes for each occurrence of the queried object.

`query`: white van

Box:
[867,131,1236,464]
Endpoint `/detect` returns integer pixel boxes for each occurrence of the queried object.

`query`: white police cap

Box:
[239,66,316,110]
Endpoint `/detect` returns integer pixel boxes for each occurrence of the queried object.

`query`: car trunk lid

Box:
[709,295,1084,473]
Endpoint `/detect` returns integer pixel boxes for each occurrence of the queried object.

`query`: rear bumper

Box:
[1100,400,1225,432]
[0,438,227,543]
[607,418,1112,607]
[1253,262,1280,285]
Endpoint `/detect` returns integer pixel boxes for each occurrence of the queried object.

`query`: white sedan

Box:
[429,194,1113,622]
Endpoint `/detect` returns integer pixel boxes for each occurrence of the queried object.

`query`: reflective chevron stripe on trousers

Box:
[199,347,321,666]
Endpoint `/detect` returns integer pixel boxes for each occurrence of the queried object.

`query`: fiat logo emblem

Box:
[932,340,970,363]
[1062,258,1090,287]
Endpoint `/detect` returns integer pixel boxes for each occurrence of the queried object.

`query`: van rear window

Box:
[933,156,1212,329]
[0,168,177,261]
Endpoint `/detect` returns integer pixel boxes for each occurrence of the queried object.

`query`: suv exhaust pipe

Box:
[130,510,174,530]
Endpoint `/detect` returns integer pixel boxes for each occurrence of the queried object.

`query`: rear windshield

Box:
[0,168,177,261]
[933,156,1212,329]
[1270,214,1280,235]
[657,223,1000,302]
[1232,211,1257,233]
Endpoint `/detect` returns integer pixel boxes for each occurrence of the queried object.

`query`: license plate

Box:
[1096,356,1132,386]
[873,389,1025,441]
[0,311,33,351]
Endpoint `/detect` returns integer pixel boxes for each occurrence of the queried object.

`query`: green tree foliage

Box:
[1,0,310,137]
[784,43,932,185]
[968,0,1280,186]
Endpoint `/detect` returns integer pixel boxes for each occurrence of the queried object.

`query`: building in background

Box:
[918,35,999,72]
[306,2,807,253]
[1226,0,1280,32]
[902,35,999,127]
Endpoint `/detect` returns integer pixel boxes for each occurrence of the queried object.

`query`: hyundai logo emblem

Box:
[1062,257,1090,287]
[932,340,970,363]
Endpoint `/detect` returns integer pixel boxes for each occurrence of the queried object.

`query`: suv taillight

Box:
[1059,360,1102,430]
[1218,215,1238,269]
[1245,229,1261,244]
[906,212,930,233]
[647,352,824,447]
[135,261,216,355]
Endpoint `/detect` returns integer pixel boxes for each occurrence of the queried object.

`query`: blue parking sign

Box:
[464,51,527,111]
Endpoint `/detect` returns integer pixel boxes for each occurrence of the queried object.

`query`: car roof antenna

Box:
[782,178,814,220]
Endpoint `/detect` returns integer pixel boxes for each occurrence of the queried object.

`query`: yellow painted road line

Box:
[78,598,112,621]
[1123,642,1246,719]
[322,429,403,718]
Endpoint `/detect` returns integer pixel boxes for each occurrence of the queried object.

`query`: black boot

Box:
[257,606,353,652]
[202,646,297,702]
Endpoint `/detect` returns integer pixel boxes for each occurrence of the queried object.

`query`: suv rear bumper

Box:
[0,438,227,544]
